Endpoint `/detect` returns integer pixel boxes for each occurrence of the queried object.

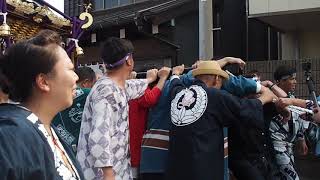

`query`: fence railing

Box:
[245,59,320,99]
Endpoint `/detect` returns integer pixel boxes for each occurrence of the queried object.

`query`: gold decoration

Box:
[79,3,93,29]
[7,1,71,27]
[47,11,71,27]
[33,5,71,27]
[70,38,84,56]
[0,13,10,37]
[7,0,35,15]
[33,5,48,23]
[0,24,10,37]
[8,19,40,41]
[76,46,84,56]
[79,12,93,29]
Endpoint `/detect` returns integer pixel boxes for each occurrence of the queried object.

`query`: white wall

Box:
[249,0,320,15]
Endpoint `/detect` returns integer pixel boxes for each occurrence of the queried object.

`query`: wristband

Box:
[269,83,276,89]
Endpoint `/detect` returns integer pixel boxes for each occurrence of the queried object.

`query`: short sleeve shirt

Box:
[76,76,148,180]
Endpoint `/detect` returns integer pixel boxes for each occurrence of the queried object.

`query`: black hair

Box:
[101,37,134,70]
[0,69,8,94]
[138,65,159,73]
[274,65,296,81]
[211,56,224,60]
[28,29,63,46]
[0,30,62,102]
[98,64,105,73]
[244,69,260,79]
[75,66,96,83]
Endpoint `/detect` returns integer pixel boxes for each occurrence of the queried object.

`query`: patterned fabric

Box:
[77,76,148,180]
[140,71,194,174]
[53,87,91,153]
[269,112,303,180]
[167,78,264,180]
[25,111,80,180]
[269,95,314,180]
[278,162,299,180]
[140,73,258,178]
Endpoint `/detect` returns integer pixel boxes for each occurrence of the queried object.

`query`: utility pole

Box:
[199,0,213,60]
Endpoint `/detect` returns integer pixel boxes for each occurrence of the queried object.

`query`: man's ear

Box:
[126,58,134,66]
[81,79,91,88]
[35,73,50,92]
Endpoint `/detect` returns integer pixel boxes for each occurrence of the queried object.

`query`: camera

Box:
[302,62,311,72]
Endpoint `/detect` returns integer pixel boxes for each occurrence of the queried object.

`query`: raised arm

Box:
[261,80,287,98]
[125,69,158,100]
[222,75,260,97]
[169,65,186,100]
[216,57,246,69]
[136,67,171,108]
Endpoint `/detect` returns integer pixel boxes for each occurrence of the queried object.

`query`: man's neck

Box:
[107,70,129,89]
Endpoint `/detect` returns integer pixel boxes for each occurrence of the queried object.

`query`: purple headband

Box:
[105,53,132,69]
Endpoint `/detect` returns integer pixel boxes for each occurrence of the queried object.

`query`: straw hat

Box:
[192,61,229,79]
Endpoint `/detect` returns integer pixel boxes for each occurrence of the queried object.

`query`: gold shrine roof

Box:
[5,0,72,40]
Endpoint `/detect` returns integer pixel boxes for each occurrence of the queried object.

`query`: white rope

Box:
[68,38,79,46]
[0,12,7,24]
[287,105,314,115]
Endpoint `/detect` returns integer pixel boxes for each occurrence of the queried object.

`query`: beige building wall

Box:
[299,31,320,59]
[281,32,297,60]
[249,0,320,15]
[281,31,320,60]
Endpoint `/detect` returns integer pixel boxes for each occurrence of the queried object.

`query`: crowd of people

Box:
[0,30,319,180]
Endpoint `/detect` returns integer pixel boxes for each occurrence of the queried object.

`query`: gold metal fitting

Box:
[0,23,10,37]
[76,46,84,56]
[72,38,84,56]
[0,12,10,37]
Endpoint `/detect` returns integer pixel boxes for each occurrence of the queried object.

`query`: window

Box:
[120,0,133,6]
[94,0,104,10]
[95,0,145,10]
[108,0,118,8]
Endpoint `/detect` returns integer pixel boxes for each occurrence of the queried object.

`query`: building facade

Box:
[249,0,320,61]
[64,0,198,71]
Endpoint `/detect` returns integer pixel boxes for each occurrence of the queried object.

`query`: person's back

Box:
[53,87,91,152]
[140,71,193,180]
[168,79,267,180]
[167,61,274,180]
[128,67,170,179]
[228,79,287,180]
[229,102,281,180]
[53,66,96,153]
[76,37,158,180]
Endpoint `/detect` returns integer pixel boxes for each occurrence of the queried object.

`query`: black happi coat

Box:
[229,103,280,180]
[0,104,84,180]
[167,78,264,180]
